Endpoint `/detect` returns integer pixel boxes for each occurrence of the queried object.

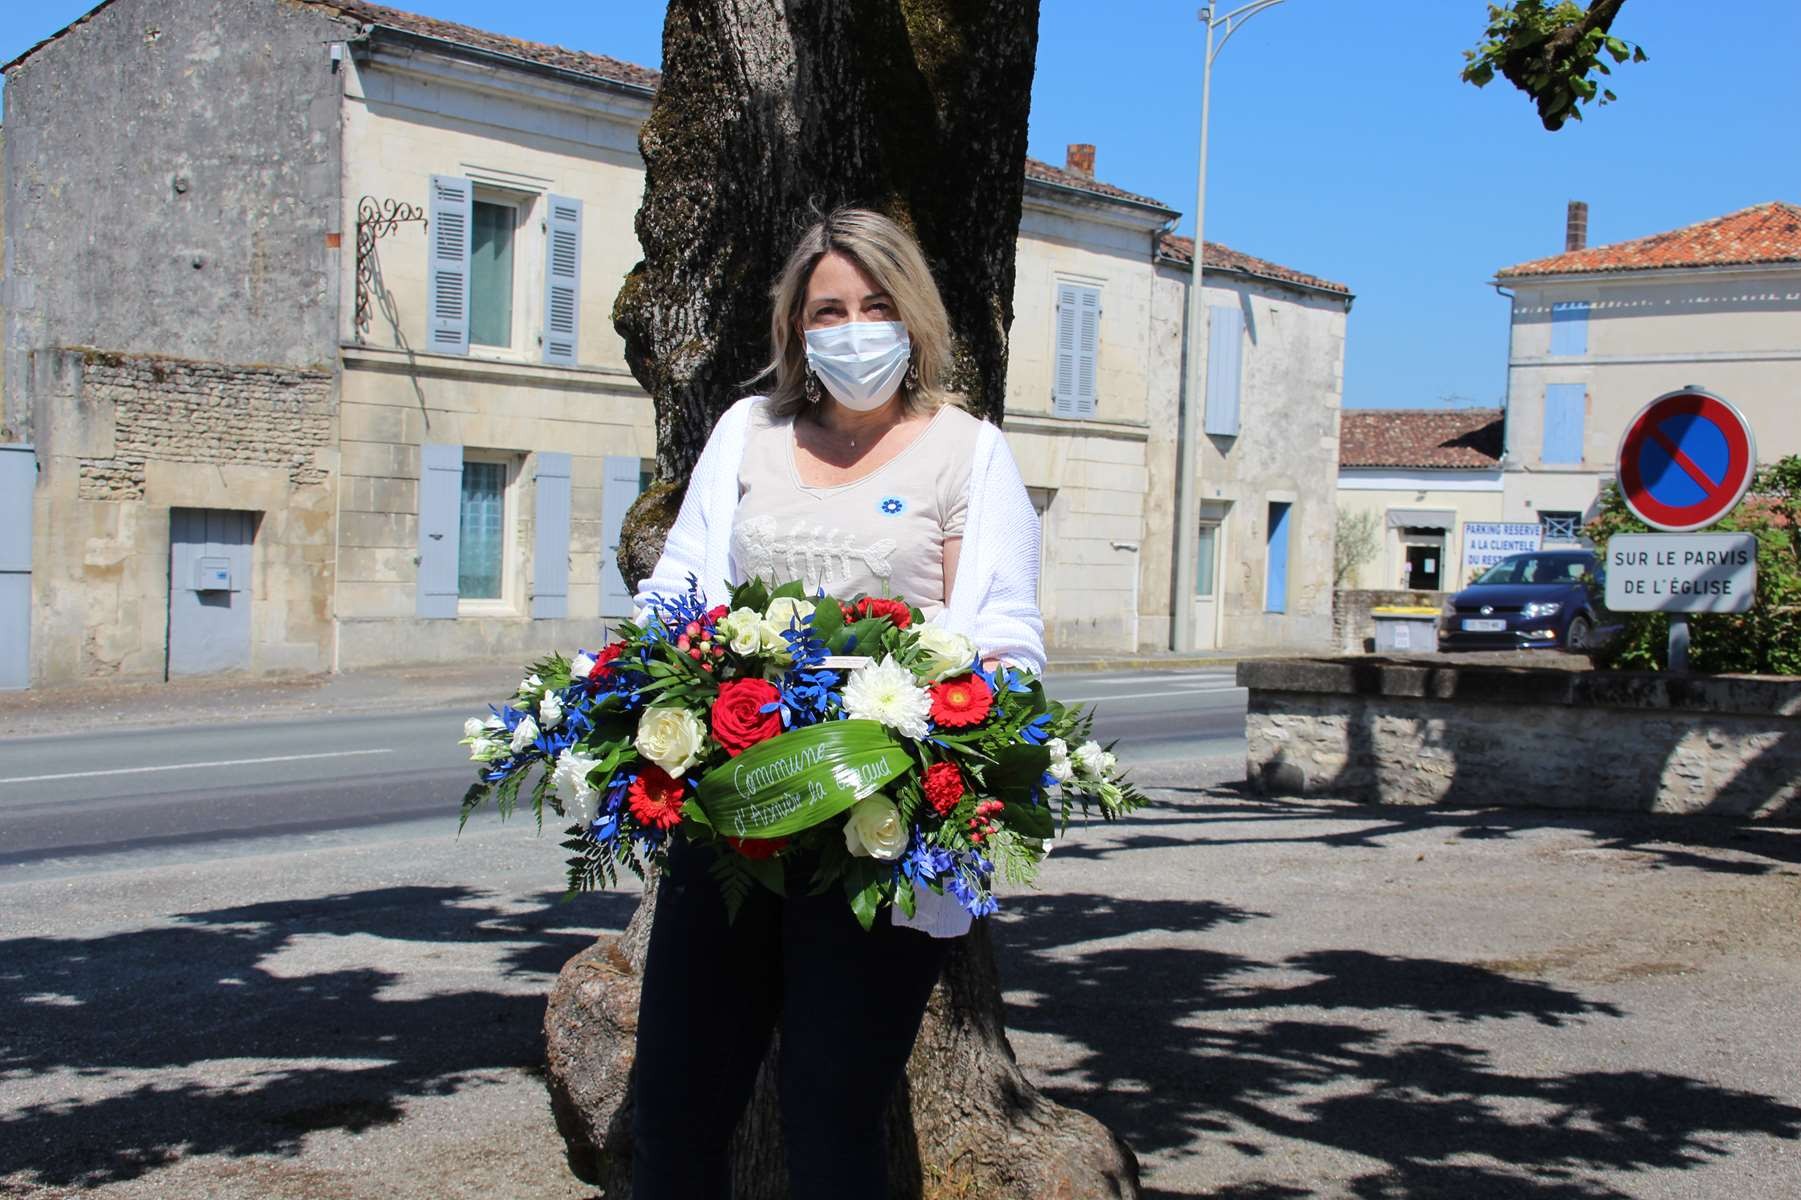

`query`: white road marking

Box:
[1050,685,1246,704]
[0,748,395,786]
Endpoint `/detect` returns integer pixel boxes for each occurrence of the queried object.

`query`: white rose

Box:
[757,619,792,656]
[718,607,761,636]
[1073,739,1106,779]
[1047,757,1074,785]
[539,692,565,729]
[552,749,602,824]
[729,622,763,657]
[1099,750,1118,777]
[843,795,908,861]
[634,705,707,776]
[912,621,978,682]
[571,652,597,678]
[764,596,817,628]
[510,716,541,754]
[463,717,486,738]
[519,673,543,695]
[484,714,505,730]
[469,739,507,763]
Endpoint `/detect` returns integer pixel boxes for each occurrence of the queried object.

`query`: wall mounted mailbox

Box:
[196,558,233,592]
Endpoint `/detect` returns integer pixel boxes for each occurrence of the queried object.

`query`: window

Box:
[1550,301,1590,356]
[457,459,508,600]
[1539,510,1582,545]
[1195,525,1217,597]
[1542,384,1586,465]
[469,199,517,348]
[427,174,584,364]
[1052,282,1099,417]
[1399,527,1445,590]
[1266,501,1291,614]
[1203,303,1244,438]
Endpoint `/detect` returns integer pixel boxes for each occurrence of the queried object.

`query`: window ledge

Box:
[342,343,643,392]
[1004,411,1149,439]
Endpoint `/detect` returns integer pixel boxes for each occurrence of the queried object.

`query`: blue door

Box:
[1266,501,1291,614]
[0,445,34,690]
[168,508,254,677]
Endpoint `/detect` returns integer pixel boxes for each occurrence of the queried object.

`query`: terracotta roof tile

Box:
[1339,408,1504,471]
[314,1,661,91]
[1024,157,1174,212]
[1498,202,1801,278]
[1158,233,1351,298]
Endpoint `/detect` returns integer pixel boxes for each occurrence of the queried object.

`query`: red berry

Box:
[701,662,714,673]
[685,622,702,638]
[712,645,726,657]
[677,635,691,651]
[689,648,704,660]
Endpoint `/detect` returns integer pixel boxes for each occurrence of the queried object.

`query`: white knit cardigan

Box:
[635,395,1047,674]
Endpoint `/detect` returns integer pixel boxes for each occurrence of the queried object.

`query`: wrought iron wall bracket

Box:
[355,196,428,335]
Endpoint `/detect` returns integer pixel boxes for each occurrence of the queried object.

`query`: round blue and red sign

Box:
[1616,389,1757,532]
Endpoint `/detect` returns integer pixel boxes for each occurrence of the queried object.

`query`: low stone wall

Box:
[1332,589,1449,654]
[1239,657,1800,820]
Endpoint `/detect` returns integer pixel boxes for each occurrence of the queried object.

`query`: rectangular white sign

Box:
[1604,533,1757,613]
[1461,522,1543,583]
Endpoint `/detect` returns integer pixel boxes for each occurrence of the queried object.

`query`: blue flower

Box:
[901,839,955,883]
[879,496,906,516]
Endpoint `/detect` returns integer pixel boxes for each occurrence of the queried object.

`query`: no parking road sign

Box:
[1616,389,1757,532]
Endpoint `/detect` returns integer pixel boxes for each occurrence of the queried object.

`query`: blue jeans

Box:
[631,839,952,1199]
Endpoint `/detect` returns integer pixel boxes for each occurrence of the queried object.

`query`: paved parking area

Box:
[3,756,1798,1198]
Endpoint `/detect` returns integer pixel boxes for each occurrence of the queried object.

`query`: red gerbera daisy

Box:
[627,764,687,831]
[922,762,967,815]
[929,673,994,728]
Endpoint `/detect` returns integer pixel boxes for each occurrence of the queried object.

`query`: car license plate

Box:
[1462,618,1506,632]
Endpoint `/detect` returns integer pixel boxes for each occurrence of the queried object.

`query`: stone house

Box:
[1494,200,1801,534]
[1335,408,1506,592]
[1,0,1351,687]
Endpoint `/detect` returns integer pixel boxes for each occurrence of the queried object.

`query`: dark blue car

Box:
[1438,550,1620,653]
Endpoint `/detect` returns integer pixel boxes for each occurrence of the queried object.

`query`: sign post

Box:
[1612,388,1758,672]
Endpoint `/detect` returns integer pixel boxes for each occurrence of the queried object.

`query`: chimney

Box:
[1065,143,1095,178]
[1565,200,1589,252]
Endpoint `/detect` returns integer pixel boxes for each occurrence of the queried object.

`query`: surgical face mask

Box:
[803,321,912,412]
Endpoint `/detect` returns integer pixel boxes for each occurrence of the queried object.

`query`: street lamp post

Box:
[1172,0,1286,651]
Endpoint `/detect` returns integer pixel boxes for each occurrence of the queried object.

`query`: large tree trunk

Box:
[554,2,1141,1196]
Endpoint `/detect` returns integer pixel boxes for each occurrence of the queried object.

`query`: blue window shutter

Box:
[542,194,583,365]
[1,445,35,690]
[1542,384,1586,464]
[600,455,644,618]
[417,443,463,617]
[1074,285,1099,417]
[1052,283,1079,416]
[1265,501,1291,614]
[1204,303,1244,437]
[531,452,572,619]
[1550,301,1589,356]
[427,175,472,355]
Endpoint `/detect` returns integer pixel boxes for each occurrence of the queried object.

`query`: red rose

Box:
[707,604,730,622]
[929,674,994,728]
[923,762,966,815]
[628,764,687,831]
[841,596,912,630]
[590,642,625,681]
[725,835,790,860]
[711,678,784,756]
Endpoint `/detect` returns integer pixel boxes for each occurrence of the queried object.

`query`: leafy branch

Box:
[1463,1,1647,130]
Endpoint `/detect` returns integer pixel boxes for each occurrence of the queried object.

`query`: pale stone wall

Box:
[1501,265,1801,520]
[28,349,337,683]
[1242,658,1800,819]
[1003,197,1165,650]
[1151,263,1350,651]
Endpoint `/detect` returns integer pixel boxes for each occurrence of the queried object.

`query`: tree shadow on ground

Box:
[1087,782,1801,878]
[0,884,636,1187]
[994,889,1801,1199]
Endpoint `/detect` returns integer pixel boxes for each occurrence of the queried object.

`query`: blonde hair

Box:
[760,207,954,419]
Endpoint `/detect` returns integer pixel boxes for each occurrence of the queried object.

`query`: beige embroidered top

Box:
[732,402,978,618]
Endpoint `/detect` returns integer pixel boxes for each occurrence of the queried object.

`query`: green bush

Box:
[1586,455,1801,676]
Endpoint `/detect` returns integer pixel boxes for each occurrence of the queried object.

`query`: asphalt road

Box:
[0,669,1246,873]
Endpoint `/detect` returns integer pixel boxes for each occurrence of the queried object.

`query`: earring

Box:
[804,369,823,405]
[903,359,921,392]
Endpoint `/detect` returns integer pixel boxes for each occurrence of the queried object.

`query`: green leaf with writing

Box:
[692,720,914,838]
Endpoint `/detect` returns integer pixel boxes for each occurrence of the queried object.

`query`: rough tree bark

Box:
[546,2,1141,1197]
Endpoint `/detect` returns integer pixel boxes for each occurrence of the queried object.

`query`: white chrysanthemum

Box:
[842,655,933,740]
[553,749,602,824]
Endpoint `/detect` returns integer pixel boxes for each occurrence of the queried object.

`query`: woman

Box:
[630,208,1044,1199]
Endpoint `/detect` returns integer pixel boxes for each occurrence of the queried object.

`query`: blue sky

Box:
[4,1,1797,410]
